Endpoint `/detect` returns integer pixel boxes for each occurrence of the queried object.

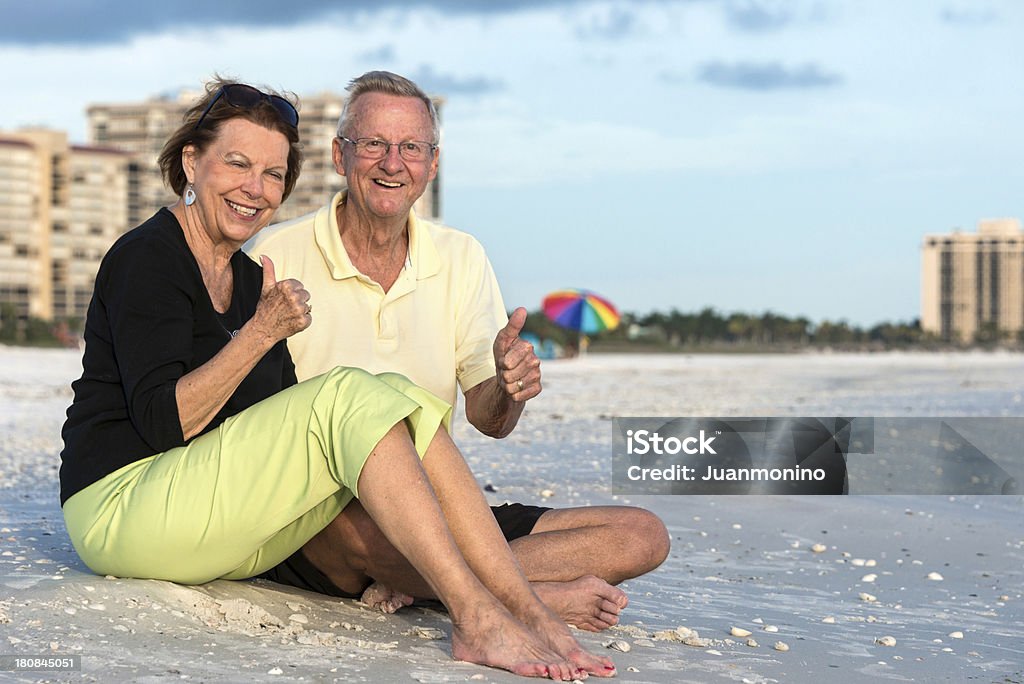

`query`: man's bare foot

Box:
[533,575,629,631]
[360,582,414,614]
[450,601,582,681]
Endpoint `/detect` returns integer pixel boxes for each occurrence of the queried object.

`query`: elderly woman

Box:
[59,79,613,681]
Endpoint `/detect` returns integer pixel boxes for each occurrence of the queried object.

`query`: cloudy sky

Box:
[3,0,1022,325]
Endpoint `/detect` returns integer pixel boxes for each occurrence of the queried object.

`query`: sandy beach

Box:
[1,347,1022,683]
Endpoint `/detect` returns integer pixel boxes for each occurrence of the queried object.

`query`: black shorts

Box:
[258,502,551,599]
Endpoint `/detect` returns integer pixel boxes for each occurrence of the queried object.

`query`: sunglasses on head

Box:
[193,84,299,131]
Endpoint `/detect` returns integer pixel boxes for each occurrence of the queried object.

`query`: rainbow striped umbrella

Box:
[542,289,620,335]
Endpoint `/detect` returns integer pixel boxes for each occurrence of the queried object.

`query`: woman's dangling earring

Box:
[184,183,197,206]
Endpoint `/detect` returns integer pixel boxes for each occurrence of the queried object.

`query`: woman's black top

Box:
[60,209,296,505]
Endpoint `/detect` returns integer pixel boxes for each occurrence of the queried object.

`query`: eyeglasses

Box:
[193,84,299,131]
[339,137,437,162]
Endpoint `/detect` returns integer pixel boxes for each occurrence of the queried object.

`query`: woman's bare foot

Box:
[360,581,414,614]
[450,601,582,681]
[513,599,617,678]
[533,576,629,631]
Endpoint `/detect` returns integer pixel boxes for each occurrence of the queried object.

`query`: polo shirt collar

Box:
[314,191,441,282]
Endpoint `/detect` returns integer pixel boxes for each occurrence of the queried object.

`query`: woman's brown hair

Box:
[158,77,303,202]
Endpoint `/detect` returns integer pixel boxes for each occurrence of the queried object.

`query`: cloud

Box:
[1,1,333,45]
[696,61,843,91]
[409,65,504,97]
[574,6,641,40]
[443,103,858,189]
[940,7,998,26]
[357,45,396,63]
[0,0,582,46]
[722,0,794,32]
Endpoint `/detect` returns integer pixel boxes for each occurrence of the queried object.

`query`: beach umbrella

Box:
[542,289,620,335]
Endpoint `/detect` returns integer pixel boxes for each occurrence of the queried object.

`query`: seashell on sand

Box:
[653,626,697,643]
[412,626,444,640]
[730,627,752,637]
[875,636,897,647]
[773,641,789,652]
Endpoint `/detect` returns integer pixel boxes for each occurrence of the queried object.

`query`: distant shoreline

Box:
[585,340,1024,355]
[5,340,1024,356]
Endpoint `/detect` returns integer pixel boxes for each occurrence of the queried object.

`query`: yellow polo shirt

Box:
[245,192,507,410]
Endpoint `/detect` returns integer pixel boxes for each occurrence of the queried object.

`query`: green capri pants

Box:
[63,367,451,585]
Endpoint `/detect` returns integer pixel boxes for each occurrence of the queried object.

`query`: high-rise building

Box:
[87,89,442,225]
[0,128,132,323]
[921,218,1024,344]
[87,94,186,227]
[0,136,45,321]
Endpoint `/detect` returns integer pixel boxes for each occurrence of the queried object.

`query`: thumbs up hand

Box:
[260,253,279,296]
[492,307,542,402]
[252,255,312,343]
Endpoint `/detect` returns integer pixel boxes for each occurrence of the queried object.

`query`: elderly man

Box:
[247,71,669,631]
